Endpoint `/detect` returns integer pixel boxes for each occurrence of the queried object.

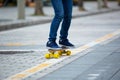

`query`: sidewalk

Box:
[40,35,120,80]
[0,7,120,80]
[0,1,120,31]
[1,34,120,80]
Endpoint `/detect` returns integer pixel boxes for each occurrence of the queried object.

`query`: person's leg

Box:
[60,0,72,39]
[59,0,74,47]
[46,0,64,48]
[49,0,64,41]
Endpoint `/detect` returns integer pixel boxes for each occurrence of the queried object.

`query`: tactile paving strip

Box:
[0,51,47,80]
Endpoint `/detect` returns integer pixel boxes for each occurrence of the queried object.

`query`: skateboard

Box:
[45,46,71,59]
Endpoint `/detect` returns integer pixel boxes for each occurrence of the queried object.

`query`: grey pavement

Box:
[39,37,120,80]
[0,1,120,31]
[0,9,120,80]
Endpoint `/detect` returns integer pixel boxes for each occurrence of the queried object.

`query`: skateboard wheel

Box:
[45,53,54,59]
[66,50,71,56]
[45,53,51,59]
[53,53,60,59]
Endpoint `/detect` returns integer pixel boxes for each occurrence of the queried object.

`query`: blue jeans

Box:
[49,0,73,41]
